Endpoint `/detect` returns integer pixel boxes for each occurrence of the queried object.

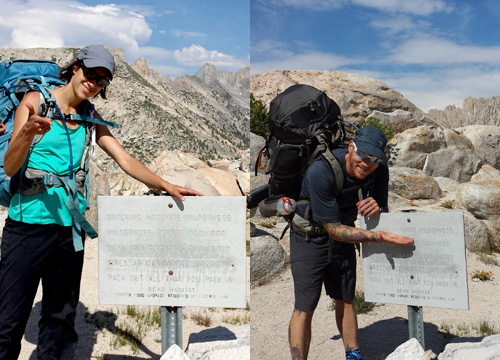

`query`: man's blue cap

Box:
[76,45,115,79]
[354,126,387,162]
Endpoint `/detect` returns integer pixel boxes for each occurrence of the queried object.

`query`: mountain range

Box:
[0,46,250,171]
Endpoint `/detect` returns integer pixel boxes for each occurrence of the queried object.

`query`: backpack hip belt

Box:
[19,167,86,196]
[291,212,326,239]
[291,209,335,264]
[290,199,326,240]
[16,166,96,251]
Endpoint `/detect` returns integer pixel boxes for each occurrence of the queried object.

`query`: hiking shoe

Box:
[345,349,363,360]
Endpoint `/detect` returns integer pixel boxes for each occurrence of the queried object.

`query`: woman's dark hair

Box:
[59,59,108,99]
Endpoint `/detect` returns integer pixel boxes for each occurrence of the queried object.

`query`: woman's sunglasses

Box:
[82,66,110,88]
[353,142,382,164]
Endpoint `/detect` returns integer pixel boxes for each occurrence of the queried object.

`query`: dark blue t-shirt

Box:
[296,148,388,239]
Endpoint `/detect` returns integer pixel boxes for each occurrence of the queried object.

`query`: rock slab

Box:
[438,335,500,359]
[186,325,250,360]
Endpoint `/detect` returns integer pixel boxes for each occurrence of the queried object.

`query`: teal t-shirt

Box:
[9,119,86,226]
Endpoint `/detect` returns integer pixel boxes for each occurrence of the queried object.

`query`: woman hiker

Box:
[0,45,202,359]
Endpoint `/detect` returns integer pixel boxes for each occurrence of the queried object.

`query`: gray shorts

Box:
[290,230,356,312]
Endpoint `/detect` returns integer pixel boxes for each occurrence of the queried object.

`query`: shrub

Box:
[358,117,395,141]
[329,291,376,314]
[472,270,493,281]
[250,93,269,137]
[354,291,376,314]
[479,320,498,336]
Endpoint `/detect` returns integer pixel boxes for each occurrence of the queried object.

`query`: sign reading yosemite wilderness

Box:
[361,212,468,310]
[98,196,247,308]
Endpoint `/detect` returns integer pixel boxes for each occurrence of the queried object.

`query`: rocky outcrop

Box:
[423,148,483,184]
[161,344,190,360]
[456,125,500,169]
[457,166,500,249]
[250,234,289,286]
[388,126,446,169]
[366,110,438,133]
[462,212,491,251]
[428,96,500,129]
[457,167,500,219]
[388,125,483,183]
[251,70,426,126]
[195,63,250,107]
[385,338,437,360]
[437,335,500,359]
[389,167,441,200]
[161,324,250,360]
[186,325,250,360]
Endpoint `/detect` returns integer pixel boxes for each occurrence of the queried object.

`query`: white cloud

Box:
[375,65,500,111]
[172,30,207,38]
[277,0,345,10]
[136,46,173,60]
[370,15,431,36]
[254,0,345,11]
[174,44,248,70]
[251,40,296,62]
[390,37,500,65]
[257,0,449,14]
[0,0,152,62]
[353,0,450,15]
[0,0,247,75]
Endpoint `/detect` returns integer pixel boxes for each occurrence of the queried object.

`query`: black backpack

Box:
[250,84,349,213]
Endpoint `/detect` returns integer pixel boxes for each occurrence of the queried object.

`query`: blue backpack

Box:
[0,58,119,250]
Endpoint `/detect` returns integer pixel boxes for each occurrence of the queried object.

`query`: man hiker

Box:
[288,126,414,360]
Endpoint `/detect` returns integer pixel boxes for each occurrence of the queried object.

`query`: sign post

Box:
[98,196,247,352]
[361,211,468,348]
[407,306,424,348]
[162,306,183,352]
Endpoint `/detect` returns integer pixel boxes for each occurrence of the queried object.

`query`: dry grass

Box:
[190,309,213,327]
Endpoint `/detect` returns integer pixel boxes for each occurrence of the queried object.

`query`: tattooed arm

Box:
[322,222,414,245]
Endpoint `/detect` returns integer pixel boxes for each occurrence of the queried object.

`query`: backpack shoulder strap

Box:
[307,135,327,167]
[68,113,119,128]
[319,147,344,197]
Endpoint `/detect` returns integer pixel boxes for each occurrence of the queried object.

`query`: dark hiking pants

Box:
[0,218,84,360]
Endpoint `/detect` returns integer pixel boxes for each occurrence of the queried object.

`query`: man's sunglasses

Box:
[82,66,110,88]
[353,142,382,164]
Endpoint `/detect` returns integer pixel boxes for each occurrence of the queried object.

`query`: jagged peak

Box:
[130,57,151,77]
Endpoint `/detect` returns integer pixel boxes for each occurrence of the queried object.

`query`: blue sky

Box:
[0,0,249,77]
[251,0,500,111]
